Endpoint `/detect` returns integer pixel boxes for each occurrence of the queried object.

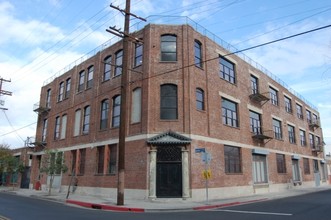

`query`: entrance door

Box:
[156,146,182,198]
[20,167,31,189]
[292,159,300,182]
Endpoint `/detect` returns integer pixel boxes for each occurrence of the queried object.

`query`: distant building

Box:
[30,21,327,200]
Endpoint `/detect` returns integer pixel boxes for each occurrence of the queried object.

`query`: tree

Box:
[40,149,68,195]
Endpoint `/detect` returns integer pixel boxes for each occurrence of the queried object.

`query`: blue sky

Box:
[0,0,330,153]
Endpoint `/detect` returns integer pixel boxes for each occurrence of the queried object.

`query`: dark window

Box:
[269,87,278,106]
[273,119,282,140]
[194,40,202,68]
[42,119,48,142]
[58,82,64,102]
[312,113,318,124]
[250,75,258,94]
[112,95,121,127]
[103,56,112,81]
[250,111,261,135]
[97,146,105,174]
[65,78,71,99]
[54,116,60,140]
[303,158,310,174]
[296,104,303,119]
[100,99,109,130]
[222,98,238,127]
[46,89,51,108]
[134,43,143,67]
[196,88,204,111]
[115,50,123,76]
[108,145,117,174]
[219,57,235,84]
[160,84,178,120]
[309,133,314,148]
[284,96,292,113]
[300,130,306,146]
[71,150,77,174]
[78,70,85,92]
[161,35,177,61]
[82,106,90,134]
[86,65,94,89]
[224,146,242,173]
[315,136,321,148]
[79,148,86,175]
[288,125,296,144]
[276,154,286,173]
[306,109,312,124]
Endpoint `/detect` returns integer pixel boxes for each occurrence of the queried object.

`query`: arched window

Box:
[115,50,123,76]
[100,99,109,130]
[54,116,60,140]
[131,88,141,123]
[194,40,202,68]
[196,88,204,110]
[112,95,121,127]
[65,78,71,99]
[46,89,51,108]
[103,56,112,81]
[161,35,177,61]
[86,65,94,89]
[58,82,64,102]
[78,70,85,92]
[74,109,81,136]
[160,84,178,120]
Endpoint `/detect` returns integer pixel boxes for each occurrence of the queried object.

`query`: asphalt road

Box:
[1,189,331,220]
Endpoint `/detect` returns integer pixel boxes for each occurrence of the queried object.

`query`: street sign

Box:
[201,152,211,164]
[203,169,212,179]
[195,148,205,153]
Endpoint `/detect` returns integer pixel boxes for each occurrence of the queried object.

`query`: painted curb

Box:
[193,198,269,211]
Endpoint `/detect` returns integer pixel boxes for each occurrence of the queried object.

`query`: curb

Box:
[193,198,269,211]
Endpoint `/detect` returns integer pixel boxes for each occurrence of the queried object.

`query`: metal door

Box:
[292,160,300,182]
[20,167,31,189]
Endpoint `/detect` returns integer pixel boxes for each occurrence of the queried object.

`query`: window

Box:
[86,66,94,89]
[295,104,303,119]
[115,50,123,76]
[303,158,310,174]
[74,109,81,136]
[108,145,117,174]
[103,56,112,81]
[196,88,205,111]
[112,95,121,127]
[315,136,321,148]
[131,88,142,123]
[78,70,85,92]
[71,150,77,174]
[134,43,143,67]
[300,130,306,146]
[82,106,90,134]
[313,159,319,172]
[219,57,235,84]
[250,75,258,94]
[58,82,64,102]
[78,148,86,175]
[253,154,268,184]
[54,116,60,140]
[60,115,67,139]
[276,154,286,173]
[65,78,71,99]
[312,113,318,124]
[100,99,109,130]
[46,89,51,108]
[250,111,261,135]
[272,119,282,140]
[306,109,312,124]
[284,96,292,113]
[194,40,202,68]
[309,133,314,148]
[42,119,48,142]
[222,98,238,127]
[269,87,278,106]
[160,84,178,120]
[224,146,242,173]
[161,35,177,61]
[288,125,296,144]
[97,146,105,174]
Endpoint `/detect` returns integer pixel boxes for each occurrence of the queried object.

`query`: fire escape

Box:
[32,102,50,147]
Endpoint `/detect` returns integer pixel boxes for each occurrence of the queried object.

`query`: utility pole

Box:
[106,0,145,206]
[0,77,12,111]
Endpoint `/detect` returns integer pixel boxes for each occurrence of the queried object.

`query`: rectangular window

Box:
[306,109,312,124]
[71,150,77,174]
[296,104,303,119]
[161,35,177,61]
[134,43,143,67]
[250,75,258,94]
[65,78,71,99]
[196,88,205,111]
[288,125,296,144]
[78,148,86,175]
[250,111,261,135]
[78,71,85,92]
[42,119,48,142]
[272,119,282,140]
[86,66,94,89]
[131,88,142,123]
[303,158,310,174]
[312,113,319,124]
[54,116,60,140]
[74,109,81,136]
[276,154,286,173]
[58,82,64,102]
[284,96,292,113]
[115,50,123,76]
[269,87,278,106]
[309,133,314,148]
[103,56,112,81]
[222,98,238,127]
[219,57,235,84]
[160,84,178,120]
[194,40,202,68]
[82,106,90,134]
[60,115,67,139]
[46,89,51,108]
[108,145,117,174]
[253,154,268,184]
[300,129,306,146]
[112,95,121,127]
[100,99,109,130]
[97,146,105,174]
[224,146,242,173]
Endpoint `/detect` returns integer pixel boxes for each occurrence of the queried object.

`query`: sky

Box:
[0,0,330,153]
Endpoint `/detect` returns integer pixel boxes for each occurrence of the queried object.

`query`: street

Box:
[1,189,331,220]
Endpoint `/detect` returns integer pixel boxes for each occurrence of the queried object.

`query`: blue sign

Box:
[195,148,205,153]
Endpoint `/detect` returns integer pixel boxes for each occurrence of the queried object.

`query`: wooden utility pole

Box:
[106,0,145,206]
[0,77,12,111]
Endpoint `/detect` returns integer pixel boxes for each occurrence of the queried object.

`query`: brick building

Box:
[30,22,327,201]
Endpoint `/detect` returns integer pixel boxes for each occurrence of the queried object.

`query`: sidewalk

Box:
[1,185,330,212]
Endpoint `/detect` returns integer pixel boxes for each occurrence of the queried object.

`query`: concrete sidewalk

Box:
[1,185,330,212]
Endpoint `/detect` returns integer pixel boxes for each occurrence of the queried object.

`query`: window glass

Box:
[115,50,123,76]
[87,66,94,89]
[222,98,238,127]
[276,154,286,173]
[134,43,143,67]
[161,35,177,61]
[131,88,142,123]
[288,125,296,144]
[219,57,235,84]
[224,146,242,173]
[194,40,202,68]
[269,87,278,106]
[58,82,64,102]
[100,99,109,130]
[112,95,121,127]
[250,75,258,94]
[104,56,112,81]
[196,88,204,111]
[160,84,178,120]
[83,106,90,134]
[250,111,261,134]
[78,71,85,92]
[273,119,282,139]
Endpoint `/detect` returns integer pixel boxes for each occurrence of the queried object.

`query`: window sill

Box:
[225,172,243,175]
[222,124,240,130]
[159,61,177,63]
[94,173,104,176]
